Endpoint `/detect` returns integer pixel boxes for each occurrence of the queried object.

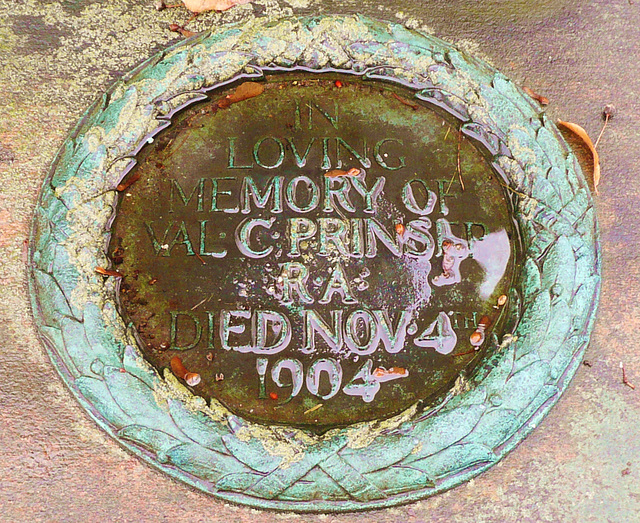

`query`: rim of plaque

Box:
[29,15,600,513]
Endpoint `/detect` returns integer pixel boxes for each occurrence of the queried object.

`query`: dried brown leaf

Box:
[523,86,549,106]
[171,356,201,386]
[182,0,251,13]
[116,172,141,192]
[170,356,188,378]
[223,82,264,106]
[95,267,124,278]
[324,168,361,178]
[558,120,601,193]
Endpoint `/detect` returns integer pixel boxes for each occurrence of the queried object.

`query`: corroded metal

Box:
[29,15,600,512]
[111,76,516,429]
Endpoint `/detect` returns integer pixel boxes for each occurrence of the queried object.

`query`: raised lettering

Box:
[169,311,202,350]
[170,178,205,212]
[279,262,314,305]
[253,310,292,355]
[374,309,413,354]
[336,137,371,169]
[318,263,357,305]
[236,217,274,258]
[404,218,435,258]
[286,176,320,213]
[318,218,350,257]
[271,358,304,400]
[365,218,402,258]
[220,310,252,351]
[253,137,285,169]
[145,220,172,256]
[199,220,227,258]
[241,175,284,214]
[256,357,268,399]
[306,358,342,400]
[167,221,195,256]
[228,137,253,169]
[288,217,317,257]
[302,310,343,354]
[323,176,356,213]
[342,360,381,403]
[350,173,385,213]
[344,309,380,355]
[436,179,456,216]
[414,311,457,355]
[211,177,239,213]
[374,138,406,170]
[402,179,437,215]
[287,137,315,168]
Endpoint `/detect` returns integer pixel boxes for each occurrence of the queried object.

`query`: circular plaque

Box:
[29,16,600,512]
[112,75,517,430]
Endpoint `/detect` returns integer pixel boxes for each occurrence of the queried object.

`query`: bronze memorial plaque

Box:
[31,16,600,511]
[110,76,517,430]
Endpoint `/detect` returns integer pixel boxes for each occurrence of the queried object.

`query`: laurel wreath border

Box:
[28,15,600,512]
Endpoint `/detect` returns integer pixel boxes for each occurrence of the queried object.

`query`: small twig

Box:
[593,115,609,149]
[451,349,478,358]
[497,180,529,199]
[522,86,549,106]
[456,130,464,191]
[156,1,183,9]
[169,23,196,37]
[195,252,207,265]
[446,130,465,193]
[191,293,214,311]
[445,169,457,194]
[184,11,199,26]
[304,404,323,415]
[621,362,635,390]
[390,91,419,110]
[594,105,615,149]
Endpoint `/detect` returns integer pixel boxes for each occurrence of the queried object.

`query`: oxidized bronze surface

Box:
[30,16,601,510]
[110,76,517,430]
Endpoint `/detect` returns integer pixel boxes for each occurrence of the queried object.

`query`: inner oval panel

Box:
[110,75,518,430]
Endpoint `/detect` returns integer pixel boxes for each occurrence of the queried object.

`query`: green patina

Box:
[28,15,600,512]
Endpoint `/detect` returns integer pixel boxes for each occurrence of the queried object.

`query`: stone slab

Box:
[0,0,638,521]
